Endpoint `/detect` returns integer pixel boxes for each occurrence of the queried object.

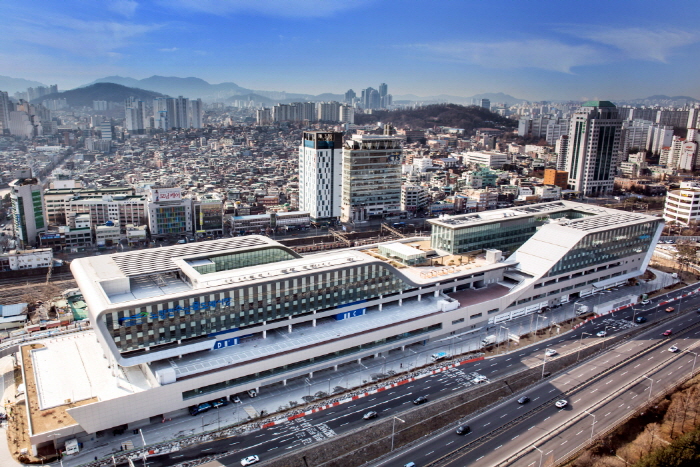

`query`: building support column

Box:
[282,379,287,386]
[288,324,292,333]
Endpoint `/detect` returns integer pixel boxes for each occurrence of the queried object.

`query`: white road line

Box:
[426,451,435,456]
[528,426,535,430]
[561,440,567,445]
[576,430,583,435]
[495,445,502,450]
[544,416,550,421]
[605,412,611,417]
[512,435,519,440]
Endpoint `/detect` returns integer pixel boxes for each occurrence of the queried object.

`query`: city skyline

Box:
[2,0,699,101]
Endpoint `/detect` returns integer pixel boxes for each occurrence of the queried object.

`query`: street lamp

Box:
[391,416,405,451]
[532,444,544,467]
[583,410,596,443]
[643,375,654,401]
[139,428,147,467]
[685,350,698,378]
[541,348,549,378]
[601,325,612,350]
[535,315,548,337]
[577,332,592,361]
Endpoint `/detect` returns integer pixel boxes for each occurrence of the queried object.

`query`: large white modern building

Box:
[298,131,343,222]
[23,201,662,454]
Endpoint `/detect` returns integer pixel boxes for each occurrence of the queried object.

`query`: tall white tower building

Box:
[298,131,343,222]
[566,101,622,196]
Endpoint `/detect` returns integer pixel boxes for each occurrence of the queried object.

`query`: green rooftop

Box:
[582,100,616,108]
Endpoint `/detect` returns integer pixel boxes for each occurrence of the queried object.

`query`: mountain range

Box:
[31,83,165,107]
[0,75,48,94]
[3,74,698,106]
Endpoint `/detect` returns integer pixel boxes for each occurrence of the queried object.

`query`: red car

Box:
[665,307,675,313]
[662,330,672,336]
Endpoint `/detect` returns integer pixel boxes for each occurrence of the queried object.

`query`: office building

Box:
[147,187,192,239]
[461,150,509,168]
[10,173,47,247]
[299,131,343,222]
[480,99,490,110]
[13,201,658,453]
[341,134,402,222]
[543,169,568,189]
[193,193,224,237]
[664,185,700,225]
[100,121,113,141]
[565,101,622,196]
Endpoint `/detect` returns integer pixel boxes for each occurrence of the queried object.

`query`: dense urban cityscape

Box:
[1,1,700,467]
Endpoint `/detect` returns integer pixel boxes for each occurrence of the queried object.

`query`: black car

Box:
[456,425,471,435]
[413,396,428,405]
[635,316,647,323]
[517,396,530,404]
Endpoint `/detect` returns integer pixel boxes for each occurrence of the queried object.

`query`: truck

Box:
[481,335,497,346]
[575,305,590,315]
[430,352,449,362]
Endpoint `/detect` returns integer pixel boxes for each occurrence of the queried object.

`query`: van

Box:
[247,389,257,398]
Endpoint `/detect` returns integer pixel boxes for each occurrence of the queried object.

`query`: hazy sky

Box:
[2,0,700,100]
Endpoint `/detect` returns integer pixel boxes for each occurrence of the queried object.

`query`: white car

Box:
[596,331,607,337]
[669,345,679,353]
[641,299,650,305]
[545,349,557,357]
[471,375,488,384]
[555,399,568,409]
[241,455,260,466]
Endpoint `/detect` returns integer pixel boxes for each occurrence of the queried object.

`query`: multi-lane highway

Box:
[379,293,700,467]
[144,285,700,467]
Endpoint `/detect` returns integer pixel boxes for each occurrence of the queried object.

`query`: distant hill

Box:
[354,103,517,131]
[32,83,166,107]
[86,75,252,100]
[225,93,275,105]
[393,92,525,106]
[0,76,47,94]
[618,95,699,106]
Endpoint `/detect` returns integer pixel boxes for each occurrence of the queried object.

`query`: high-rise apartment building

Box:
[480,99,491,110]
[299,131,343,222]
[361,87,380,109]
[565,101,622,196]
[316,102,341,122]
[0,90,11,133]
[344,89,356,104]
[153,96,193,130]
[124,98,147,133]
[555,135,569,171]
[341,134,402,222]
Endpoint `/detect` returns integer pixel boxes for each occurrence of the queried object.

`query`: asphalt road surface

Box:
[378,295,700,467]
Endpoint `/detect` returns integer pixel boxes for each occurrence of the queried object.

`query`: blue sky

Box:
[2,0,700,100]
